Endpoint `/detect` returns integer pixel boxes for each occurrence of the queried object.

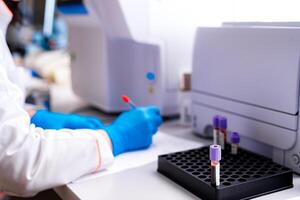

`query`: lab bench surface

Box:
[54,120,300,200]
[49,82,300,200]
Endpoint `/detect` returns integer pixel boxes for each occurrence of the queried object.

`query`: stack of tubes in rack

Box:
[210,115,240,186]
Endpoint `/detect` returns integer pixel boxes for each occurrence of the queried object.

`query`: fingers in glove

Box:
[87,116,105,129]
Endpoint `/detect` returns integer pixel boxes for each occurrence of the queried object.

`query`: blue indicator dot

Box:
[146,72,155,81]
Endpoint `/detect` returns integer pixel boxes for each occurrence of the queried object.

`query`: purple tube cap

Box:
[230,132,240,144]
[219,117,227,129]
[213,115,220,128]
[210,145,221,161]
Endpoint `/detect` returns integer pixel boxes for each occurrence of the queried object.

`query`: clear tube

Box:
[231,143,238,155]
[219,129,226,150]
[211,160,220,186]
[213,128,219,145]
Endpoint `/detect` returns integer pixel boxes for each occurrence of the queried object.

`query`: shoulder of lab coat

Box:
[0,23,26,102]
[0,64,114,197]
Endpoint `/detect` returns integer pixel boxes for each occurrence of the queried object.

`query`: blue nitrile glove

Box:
[104,106,163,156]
[31,109,105,130]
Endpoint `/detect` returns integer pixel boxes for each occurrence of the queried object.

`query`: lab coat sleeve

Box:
[0,66,114,197]
[1,29,27,100]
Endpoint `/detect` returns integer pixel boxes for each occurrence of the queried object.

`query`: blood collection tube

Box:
[212,115,220,145]
[121,95,136,109]
[219,117,227,150]
[210,145,221,186]
[230,132,240,155]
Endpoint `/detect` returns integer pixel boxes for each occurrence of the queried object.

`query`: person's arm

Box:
[0,66,114,197]
[29,109,106,130]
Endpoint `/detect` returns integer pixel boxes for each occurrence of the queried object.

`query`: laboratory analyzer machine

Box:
[192,26,300,174]
[57,0,187,116]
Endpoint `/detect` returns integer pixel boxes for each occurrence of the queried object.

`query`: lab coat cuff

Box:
[23,103,38,111]
[93,132,114,172]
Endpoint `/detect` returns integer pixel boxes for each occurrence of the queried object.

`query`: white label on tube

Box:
[216,163,220,186]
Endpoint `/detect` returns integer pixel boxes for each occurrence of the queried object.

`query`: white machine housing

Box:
[192,26,300,173]
[58,0,181,115]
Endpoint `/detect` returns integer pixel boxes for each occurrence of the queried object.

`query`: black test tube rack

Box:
[157,145,293,200]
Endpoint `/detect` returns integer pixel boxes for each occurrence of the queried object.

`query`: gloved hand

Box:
[104,106,162,156]
[31,109,105,130]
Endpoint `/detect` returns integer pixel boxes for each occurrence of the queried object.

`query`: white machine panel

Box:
[192,92,298,130]
[193,27,300,115]
[59,0,180,115]
[192,26,300,173]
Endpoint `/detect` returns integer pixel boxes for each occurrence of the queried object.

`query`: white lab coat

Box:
[0,1,114,197]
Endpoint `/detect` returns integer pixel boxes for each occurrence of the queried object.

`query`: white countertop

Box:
[50,86,300,200]
[54,120,300,200]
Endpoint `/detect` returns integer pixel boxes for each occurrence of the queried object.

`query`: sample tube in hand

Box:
[210,144,221,186]
[121,95,136,109]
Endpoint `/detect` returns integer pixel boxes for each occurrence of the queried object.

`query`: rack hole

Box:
[222,182,231,186]
[253,174,261,178]
[235,171,243,175]
[192,172,200,176]
[256,171,264,175]
[232,175,239,179]
[266,171,275,175]
[204,178,211,183]
[224,171,232,175]
[203,171,210,175]
[227,178,235,182]
[222,175,229,179]
[198,175,206,179]
[242,175,250,179]
[245,171,253,175]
